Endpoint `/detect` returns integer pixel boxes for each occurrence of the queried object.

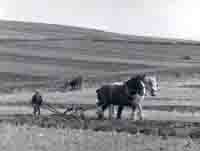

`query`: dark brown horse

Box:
[64,75,83,90]
[96,74,158,120]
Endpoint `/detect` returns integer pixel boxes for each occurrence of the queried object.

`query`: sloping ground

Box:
[1,20,200,140]
[0,20,200,92]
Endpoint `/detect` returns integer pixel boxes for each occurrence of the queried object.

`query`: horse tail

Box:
[96,88,103,106]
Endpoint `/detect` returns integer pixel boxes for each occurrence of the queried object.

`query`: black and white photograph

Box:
[0,0,200,150]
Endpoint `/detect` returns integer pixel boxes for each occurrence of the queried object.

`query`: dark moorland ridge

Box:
[0,20,200,92]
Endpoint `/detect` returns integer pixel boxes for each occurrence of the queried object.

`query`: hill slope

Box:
[0,20,200,92]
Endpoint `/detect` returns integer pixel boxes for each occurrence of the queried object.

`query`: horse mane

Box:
[125,74,145,87]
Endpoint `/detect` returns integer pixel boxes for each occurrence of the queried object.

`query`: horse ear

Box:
[142,74,146,79]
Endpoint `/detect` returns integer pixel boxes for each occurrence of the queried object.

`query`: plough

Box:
[42,103,63,114]
[41,102,85,120]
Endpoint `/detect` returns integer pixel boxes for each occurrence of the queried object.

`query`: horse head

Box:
[143,74,159,96]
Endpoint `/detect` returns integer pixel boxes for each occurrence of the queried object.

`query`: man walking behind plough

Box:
[31,90,43,117]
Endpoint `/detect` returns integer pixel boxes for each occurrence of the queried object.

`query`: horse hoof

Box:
[139,117,144,121]
[130,118,136,121]
[116,117,121,120]
[97,114,103,120]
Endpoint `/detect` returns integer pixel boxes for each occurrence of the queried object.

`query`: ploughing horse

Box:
[64,75,83,90]
[96,74,158,120]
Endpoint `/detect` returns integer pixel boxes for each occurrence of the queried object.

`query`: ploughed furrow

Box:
[0,105,200,138]
[0,102,200,113]
[0,113,200,138]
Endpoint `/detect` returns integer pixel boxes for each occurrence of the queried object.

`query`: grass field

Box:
[1,20,200,150]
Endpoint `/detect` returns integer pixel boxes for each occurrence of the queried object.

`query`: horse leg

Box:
[137,103,144,120]
[131,94,144,120]
[33,104,37,117]
[70,82,74,90]
[38,105,41,116]
[130,104,137,120]
[112,105,114,117]
[97,103,108,119]
[108,105,114,120]
[96,106,103,119]
[79,82,82,90]
[102,103,109,118]
[117,105,124,119]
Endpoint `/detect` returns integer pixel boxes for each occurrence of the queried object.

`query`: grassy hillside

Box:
[0,20,200,92]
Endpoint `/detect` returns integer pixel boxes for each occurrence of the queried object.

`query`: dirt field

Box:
[1,20,200,150]
[2,123,200,151]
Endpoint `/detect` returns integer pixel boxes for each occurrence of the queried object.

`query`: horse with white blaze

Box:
[96,74,159,120]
